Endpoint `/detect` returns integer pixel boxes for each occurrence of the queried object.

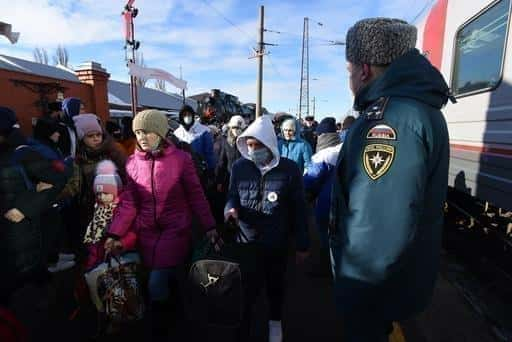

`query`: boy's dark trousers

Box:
[235,243,288,341]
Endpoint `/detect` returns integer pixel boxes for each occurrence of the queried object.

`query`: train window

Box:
[452,0,511,97]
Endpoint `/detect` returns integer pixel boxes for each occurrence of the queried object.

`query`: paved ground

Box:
[6,224,501,342]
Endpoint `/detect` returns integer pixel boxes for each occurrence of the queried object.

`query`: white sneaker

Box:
[269,320,283,342]
[48,260,76,273]
[58,253,76,262]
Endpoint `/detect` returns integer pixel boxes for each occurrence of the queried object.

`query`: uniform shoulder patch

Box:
[363,143,395,180]
[364,97,389,121]
[366,124,396,140]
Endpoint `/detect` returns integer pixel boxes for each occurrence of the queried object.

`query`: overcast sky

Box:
[1,0,433,120]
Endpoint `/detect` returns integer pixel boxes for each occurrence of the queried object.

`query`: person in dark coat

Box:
[0,108,68,303]
[225,116,310,342]
[212,115,245,223]
[330,18,451,341]
[174,105,216,172]
[215,115,245,193]
[57,97,81,158]
[32,117,76,272]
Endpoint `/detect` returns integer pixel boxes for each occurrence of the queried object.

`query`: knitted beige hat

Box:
[132,109,169,138]
[345,18,417,66]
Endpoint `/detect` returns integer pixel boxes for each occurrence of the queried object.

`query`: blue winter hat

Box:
[316,117,337,135]
[0,106,18,136]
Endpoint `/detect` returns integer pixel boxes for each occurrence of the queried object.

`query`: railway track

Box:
[443,194,512,341]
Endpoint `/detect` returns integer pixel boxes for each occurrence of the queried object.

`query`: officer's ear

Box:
[361,64,371,82]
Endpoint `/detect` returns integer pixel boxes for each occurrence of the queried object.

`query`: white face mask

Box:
[184,116,193,125]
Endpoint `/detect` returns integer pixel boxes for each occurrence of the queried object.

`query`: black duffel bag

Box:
[186,219,253,328]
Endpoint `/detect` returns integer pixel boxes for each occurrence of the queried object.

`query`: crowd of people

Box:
[1,17,450,342]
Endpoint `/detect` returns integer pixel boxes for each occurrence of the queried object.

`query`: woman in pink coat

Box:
[106,110,217,337]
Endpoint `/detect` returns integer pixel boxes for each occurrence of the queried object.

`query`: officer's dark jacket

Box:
[330,49,450,319]
[0,129,67,294]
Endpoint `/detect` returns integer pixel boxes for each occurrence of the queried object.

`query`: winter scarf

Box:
[316,133,341,153]
[83,202,117,244]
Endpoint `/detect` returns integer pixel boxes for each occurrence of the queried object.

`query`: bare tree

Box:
[33,48,48,65]
[154,79,166,92]
[135,51,147,87]
[53,45,69,67]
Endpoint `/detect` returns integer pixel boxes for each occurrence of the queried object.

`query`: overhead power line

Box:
[409,0,436,24]
[266,28,342,45]
[266,54,284,79]
[199,0,257,53]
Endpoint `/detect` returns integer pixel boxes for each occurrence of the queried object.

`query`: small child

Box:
[83,160,135,270]
[83,160,136,335]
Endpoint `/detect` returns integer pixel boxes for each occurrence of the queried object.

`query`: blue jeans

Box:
[148,268,176,302]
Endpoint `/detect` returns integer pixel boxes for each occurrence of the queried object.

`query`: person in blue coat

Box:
[303,117,341,276]
[173,105,216,172]
[277,118,312,174]
[225,116,310,342]
[330,18,451,341]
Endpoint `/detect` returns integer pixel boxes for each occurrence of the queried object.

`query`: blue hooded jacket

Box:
[277,118,312,174]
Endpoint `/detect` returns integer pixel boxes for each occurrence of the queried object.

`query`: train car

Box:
[417,0,512,221]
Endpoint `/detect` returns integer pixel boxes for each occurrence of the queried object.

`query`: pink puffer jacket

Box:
[109,144,215,268]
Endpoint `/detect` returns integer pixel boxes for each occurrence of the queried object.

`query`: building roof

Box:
[107,80,196,111]
[0,53,197,111]
[0,54,80,82]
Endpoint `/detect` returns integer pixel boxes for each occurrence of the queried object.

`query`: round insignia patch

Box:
[267,192,278,202]
[363,144,395,180]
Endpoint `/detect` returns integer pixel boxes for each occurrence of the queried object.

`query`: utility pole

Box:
[255,5,265,118]
[123,1,140,117]
[180,65,185,106]
[311,96,316,118]
[298,17,310,120]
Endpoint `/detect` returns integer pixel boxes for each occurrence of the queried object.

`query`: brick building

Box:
[0,54,196,135]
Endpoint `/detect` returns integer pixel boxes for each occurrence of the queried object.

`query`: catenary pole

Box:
[255,6,264,118]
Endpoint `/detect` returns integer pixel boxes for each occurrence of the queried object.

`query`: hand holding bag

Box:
[95,252,145,323]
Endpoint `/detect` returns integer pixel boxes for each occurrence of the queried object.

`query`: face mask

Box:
[183,116,193,125]
[248,147,271,165]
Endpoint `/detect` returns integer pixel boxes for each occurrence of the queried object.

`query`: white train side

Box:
[417,0,512,212]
